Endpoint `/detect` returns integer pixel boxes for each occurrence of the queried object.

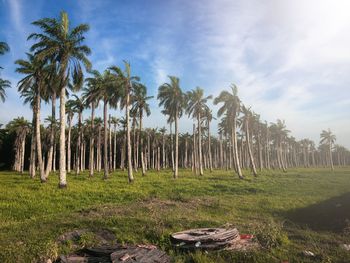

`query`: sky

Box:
[0,0,349,148]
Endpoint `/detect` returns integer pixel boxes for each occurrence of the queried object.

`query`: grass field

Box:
[0,168,350,262]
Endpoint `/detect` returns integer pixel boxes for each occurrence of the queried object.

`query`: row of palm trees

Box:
[0,11,349,188]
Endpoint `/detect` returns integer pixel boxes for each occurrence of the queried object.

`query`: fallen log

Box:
[170,228,240,250]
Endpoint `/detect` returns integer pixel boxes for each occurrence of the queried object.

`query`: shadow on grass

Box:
[285,192,350,233]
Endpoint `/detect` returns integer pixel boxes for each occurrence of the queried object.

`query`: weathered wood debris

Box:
[57,244,171,263]
[170,227,259,251]
[54,229,170,263]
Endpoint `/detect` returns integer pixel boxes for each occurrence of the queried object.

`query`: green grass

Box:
[1,168,350,262]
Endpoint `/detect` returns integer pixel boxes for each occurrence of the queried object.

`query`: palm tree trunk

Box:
[208,120,213,172]
[103,100,108,179]
[89,102,95,177]
[113,123,117,171]
[174,109,179,178]
[126,84,134,182]
[29,113,36,178]
[330,142,334,170]
[67,115,72,173]
[45,91,56,179]
[162,133,166,169]
[109,114,112,171]
[35,92,45,182]
[198,112,203,176]
[245,121,257,176]
[139,112,146,176]
[232,117,243,179]
[170,123,174,172]
[193,123,197,175]
[59,84,67,188]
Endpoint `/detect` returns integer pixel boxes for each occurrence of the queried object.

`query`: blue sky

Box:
[0,0,349,147]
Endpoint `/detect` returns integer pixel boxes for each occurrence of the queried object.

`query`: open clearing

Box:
[1,168,350,262]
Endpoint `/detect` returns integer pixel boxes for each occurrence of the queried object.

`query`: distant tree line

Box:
[0,12,349,188]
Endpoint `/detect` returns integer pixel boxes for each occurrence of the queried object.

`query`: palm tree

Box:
[110,62,139,183]
[214,84,243,179]
[204,108,214,172]
[7,117,30,173]
[0,41,11,102]
[83,73,103,177]
[65,102,74,173]
[15,53,48,182]
[270,120,290,172]
[240,105,257,176]
[87,70,119,179]
[131,83,153,176]
[0,79,11,103]
[0,42,9,55]
[67,95,86,175]
[29,11,91,188]
[158,76,185,178]
[185,87,212,176]
[159,127,167,169]
[20,87,36,178]
[320,129,336,170]
[110,117,119,171]
[43,66,60,179]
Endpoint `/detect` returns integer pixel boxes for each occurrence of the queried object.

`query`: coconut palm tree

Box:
[110,62,139,183]
[185,87,212,176]
[0,79,11,103]
[65,102,74,173]
[110,116,119,171]
[20,86,36,177]
[320,129,336,170]
[0,41,11,101]
[204,108,214,172]
[0,42,9,55]
[67,94,86,175]
[131,83,153,176]
[83,73,104,177]
[158,76,185,178]
[214,84,243,179]
[15,53,49,182]
[240,105,257,176]
[88,70,119,179]
[29,11,91,188]
[7,117,31,173]
[159,127,167,169]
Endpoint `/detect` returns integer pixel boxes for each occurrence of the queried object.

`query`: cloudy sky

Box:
[0,0,349,147]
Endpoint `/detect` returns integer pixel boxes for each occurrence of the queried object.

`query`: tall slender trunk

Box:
[109,114,112,171]
[97,126,101,172]
[232,116,243,179]
[126,84,134,182]
[245,120,257,176]
[208,119,213,172]
[193,123,197,175]
[133,118,138,172]
[45,91,56,179]
[67,114,72,173]
[29,112,36,178]
[170,123,174,172]
[139,111,146,176]
[330,142,334,170]
[103,100,108,179]
[113,123,117,171]
[59,83,67,188]
[162,133,166,169]
[184,137,188,168]
[89,102,95,177]
[174,108,179,178]
[75,111,82,175]
[35,92,45,182]
[197,112,203,176]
